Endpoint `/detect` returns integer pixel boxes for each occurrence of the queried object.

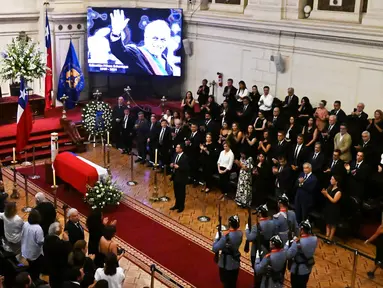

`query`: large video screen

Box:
[87,7,183,77]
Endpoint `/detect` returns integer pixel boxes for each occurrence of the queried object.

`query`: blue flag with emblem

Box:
[57,41,84,109]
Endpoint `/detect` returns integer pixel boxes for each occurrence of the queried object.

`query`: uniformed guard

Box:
[212,215,243,288]
[246,204,276,267]
[255,235,288,288]
[273,194,299,245]
[286,220,318,288]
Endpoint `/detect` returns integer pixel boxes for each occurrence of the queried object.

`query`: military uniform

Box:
[287,234,317,288]
[273,208,299,244]
[213,229,243,288]
[255,248,288,288]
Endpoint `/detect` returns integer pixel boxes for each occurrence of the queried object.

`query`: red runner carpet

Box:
[16,165,254,288]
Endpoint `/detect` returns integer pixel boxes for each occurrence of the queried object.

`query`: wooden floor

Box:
[4,144,383,288]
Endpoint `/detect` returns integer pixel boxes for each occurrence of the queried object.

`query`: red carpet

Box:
[15,165,253,288]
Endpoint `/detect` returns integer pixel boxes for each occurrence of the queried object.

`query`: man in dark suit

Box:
[273,155,293,198]
[355,131,376,167]
[271,131,289,164]
[62,268,83,288]
[222,78,237,107]
[170,144,189,213]
[295,163,318,223]
[283,87,299,117]
[158,119,172,171]
[288,134,308,175]
[64,208,84,246]
[309,142,325,176]
[34,192,56,236]
[185,123,203,186]
[203,112,219,142]
[111,96,126,147]
[319,115,339,160]
[347,103,369,146]
[330,100,347,124]
[120,108,135,154]
[345,151,370,200]
[268,107,285,140]
[323,149,346,188]
[134,112,150,164]
[236,96,253,131]
[43,222,72,288]
[172,119,189,152]
[197,79,210,106]
[147,115,160,167]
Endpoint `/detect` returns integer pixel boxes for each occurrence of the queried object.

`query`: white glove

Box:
[293,236,298,241]
[110,9,130,36]
[255,251,260,259]
[285,240,289,247]
[245,224,249,230]
[214,231,220,240]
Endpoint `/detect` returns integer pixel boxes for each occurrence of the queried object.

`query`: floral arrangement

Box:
[84,176,123,210]
[0,33,47,82]
[82,100,113,136]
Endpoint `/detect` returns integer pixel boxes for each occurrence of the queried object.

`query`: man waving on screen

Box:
[109,9,180,76]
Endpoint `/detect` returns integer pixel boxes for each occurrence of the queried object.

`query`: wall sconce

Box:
[304,5,312,18]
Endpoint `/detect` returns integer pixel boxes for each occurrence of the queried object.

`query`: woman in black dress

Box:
[285,116,300,145]
[86,210,116,268]
[241,124,257,160]
[226,122,243,159]
[321,175,342,244]
[181,91,195,116]
[252,152,271,206]
[297,96,314,127]
[302,117,318,151]
[367,109,383,149]
[249,85,261,113]
[199,133,218,193]
[253,111,267,141]
[201,96,220,121]
[257,130,272,160]
[365,224,383,279]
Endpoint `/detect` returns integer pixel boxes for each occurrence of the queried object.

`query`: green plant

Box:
[84,176,123,210]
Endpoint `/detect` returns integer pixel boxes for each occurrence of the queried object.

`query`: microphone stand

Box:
[127,153,138,186]
[197,181,210,222]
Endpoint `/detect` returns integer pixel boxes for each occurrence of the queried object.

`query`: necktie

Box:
[331,160,336,168]
[243,105,247,112]
[336,110,339,115]
[76,223,82,231]
[175,154,180,164]
[278,141,281,146]
[313,153,317,160]
[124,116,128,129]
[328,125,333,132]
[356,163,360,169]
[150,123,153,131]
[294,145,299,159]
[159,128,165,144]
[363,142,366,148]
[288,96,291,104]
[304,174,308,180]
[192,132,195,139]
[175,129,179,134]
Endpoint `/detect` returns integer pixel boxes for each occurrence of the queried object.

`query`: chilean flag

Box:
[16,78,33,152]
[44,10,53,110]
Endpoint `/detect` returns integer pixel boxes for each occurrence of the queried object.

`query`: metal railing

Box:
[145,264,184,288]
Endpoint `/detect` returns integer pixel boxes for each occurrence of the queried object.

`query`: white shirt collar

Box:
[356,160,363,166]
[306,172,312,178]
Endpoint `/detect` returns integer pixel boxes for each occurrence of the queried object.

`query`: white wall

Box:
[0,0,383,116]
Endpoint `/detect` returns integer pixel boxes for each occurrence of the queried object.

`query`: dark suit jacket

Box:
[309,151,325,175]
[360,141,377,167]
[284,94,299,116]
[348,161,370,198]
[112,105,126,122]
[271,140,289,160]
[347,112,369,145]
[288,144,308,169]
[296,173,317,200]
[62,282,82,288]
[330,109,347,124]
[43,235,72,277]
[172,126,189,149]
[204,120,220,141]
[268,115,285,140]
[197,85,210,105]
[173,153,189,184]
[187,131,203,157]
[223,86,238,107]
[238,104,253,130]
[158,126,172,152]
[135,118,150,143]
[275,165,293,192]
[121,114,135,133]
[65,220,84,246]
[35,202,56,236]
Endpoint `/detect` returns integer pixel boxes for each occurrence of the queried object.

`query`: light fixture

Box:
[303,5,312,18]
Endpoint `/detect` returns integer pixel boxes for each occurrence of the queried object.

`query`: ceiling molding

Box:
[0,12,39,23]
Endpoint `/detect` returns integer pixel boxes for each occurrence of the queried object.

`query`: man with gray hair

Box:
[64,208,84,245]
[34,192,56,236]
[295,162,318,223]
[43,222,71,288]
[283,87,299,117]
[355,131,376,167]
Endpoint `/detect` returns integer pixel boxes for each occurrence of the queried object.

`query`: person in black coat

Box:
[65,208,84,246]
[347,103,369,146]
[236,96,253,131]
[34,192,56,236]
[345,151,370,200]
[319,115,339,161]
[309,142,325,176]
[330,100,347,124]
[220,100,235,128]
[199,133,218,193]
[197,79,210,106]
[62,268,83,288]
[111,97,126,147]
[283,87,299,117]
[285,116,301,145]
[43,222,72,288]
[170,144,189,213]
[267,107,285,141]
[249,85,261,113]
[185,123,203,186]
[120,108,135,154]
[172,119,189,151]
[147,115,161,167]
[134,112,150,164]
[222,78,238,108]
[203,112,220,142]
[323,149,346,188]
[288,134,309,176]
[158,119,172,170]
[273,155,293,198]
[270,131,289,164]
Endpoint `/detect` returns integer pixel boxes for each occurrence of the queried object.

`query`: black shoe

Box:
[177,209,184,213]
[135,159,141,163]
[170,206,177,211]
[367,271,375,279]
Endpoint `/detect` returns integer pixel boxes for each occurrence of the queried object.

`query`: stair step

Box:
[0,131,68,147]
[0,138,73,157]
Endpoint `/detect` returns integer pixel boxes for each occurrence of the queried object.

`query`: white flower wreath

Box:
[82,100,113,135]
